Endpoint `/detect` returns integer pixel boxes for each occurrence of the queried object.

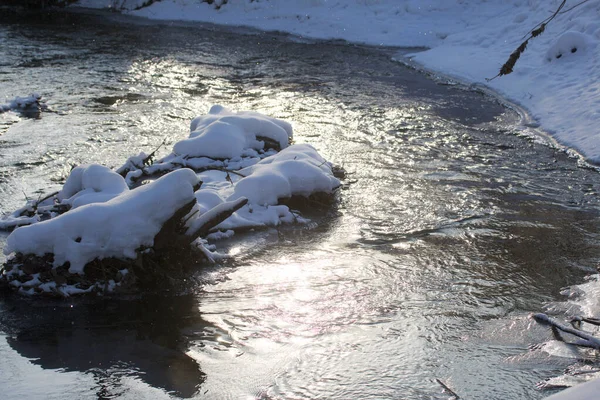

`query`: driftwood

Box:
[533,313,600,349]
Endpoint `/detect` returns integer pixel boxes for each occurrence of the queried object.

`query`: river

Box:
[1,8,600,400]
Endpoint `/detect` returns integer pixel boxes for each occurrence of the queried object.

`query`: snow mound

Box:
[231,144,340,206]
[182,143,339,233]
[4,168,200,274]
[57,164,130,209]
[546,31,596,62]
[174,104,293,159]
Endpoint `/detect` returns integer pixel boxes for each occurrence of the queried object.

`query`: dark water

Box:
[2,9,600,400]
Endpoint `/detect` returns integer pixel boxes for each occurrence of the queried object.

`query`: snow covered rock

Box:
[230,144,340,206]
[175,104,292,159]
[0,93,47,116]
[124,105,294,184]
[179,143,340,233]
[1,106,341,296]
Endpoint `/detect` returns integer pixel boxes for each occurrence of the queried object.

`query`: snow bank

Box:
[4,168,200,274]
[407,1,600,163]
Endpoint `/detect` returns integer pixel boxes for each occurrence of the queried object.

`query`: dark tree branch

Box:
[533,313,600,349]
[487,0,568,81]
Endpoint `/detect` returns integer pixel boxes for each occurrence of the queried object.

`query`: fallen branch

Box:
[435,378,460,399]
[17,191,59,217]
[185,197,249,241]
[532,313,600,348]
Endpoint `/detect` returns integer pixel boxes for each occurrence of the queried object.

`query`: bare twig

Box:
[436,378,460,399]
[143,137,168,166]
[559,0,592,14]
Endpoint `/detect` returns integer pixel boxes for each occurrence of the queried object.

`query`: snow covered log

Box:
[533,313,600,349]
[1,169,206,296]
[121,104,294,185]
[1,105,341,296]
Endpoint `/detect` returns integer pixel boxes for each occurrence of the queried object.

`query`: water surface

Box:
[2,9,600,399]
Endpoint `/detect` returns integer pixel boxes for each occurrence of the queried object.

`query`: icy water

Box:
[2,9,600,400]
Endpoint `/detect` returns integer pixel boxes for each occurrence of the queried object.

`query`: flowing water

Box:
[2,9,600,400]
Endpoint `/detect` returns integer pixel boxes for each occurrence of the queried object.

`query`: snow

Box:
[0,93,45,114]
[116,105,339,233]
[2,107,340,293]
[57,164,129,209]
[175,105,292,159]
[231,143,340,206]
[4,168,200,274]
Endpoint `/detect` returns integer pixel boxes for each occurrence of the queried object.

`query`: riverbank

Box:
[73,0,600,164]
